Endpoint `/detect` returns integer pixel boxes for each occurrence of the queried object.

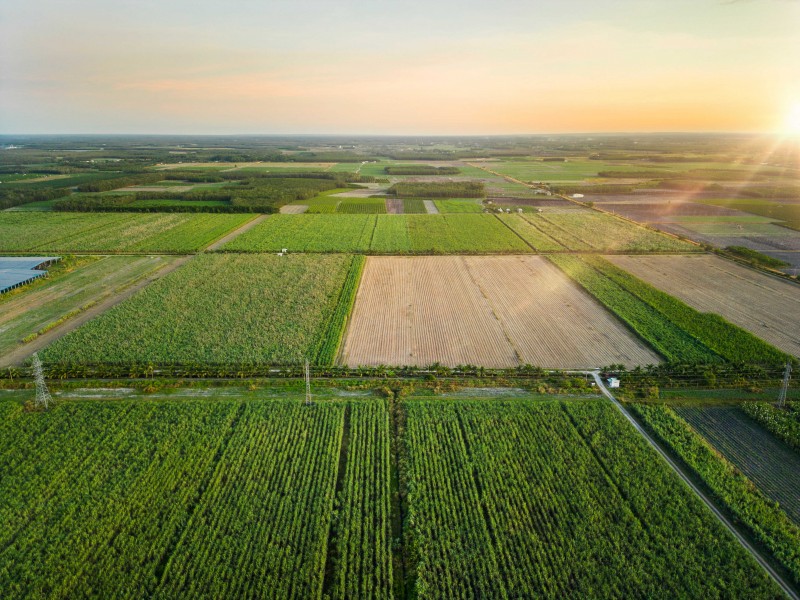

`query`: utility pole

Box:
[31,353,52,410]
[777,361,792,409]
[305,359,312,406]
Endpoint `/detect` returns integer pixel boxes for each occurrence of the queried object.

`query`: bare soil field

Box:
[606,254,800,357]
[340,256,660,368]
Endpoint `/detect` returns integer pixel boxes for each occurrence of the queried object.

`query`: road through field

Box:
[0,255,191,367]
[204,214,267,250]
[591,373,799,600]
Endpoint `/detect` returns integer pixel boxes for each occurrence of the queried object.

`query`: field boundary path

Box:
[204,214,268,251]
[589,371,799,600]
[0,256,192,368]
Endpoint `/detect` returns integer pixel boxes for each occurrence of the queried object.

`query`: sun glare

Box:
[786,102,800,136]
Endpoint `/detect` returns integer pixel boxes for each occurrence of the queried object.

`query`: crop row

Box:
[315,255,366,366]
[0,212,253,253]
[499,210,696,252]
[39,254,355,366]
[222,214,530,254]
[741,401,800,452]
[0,395,786,598]
[549,255,787,364]
[402,399,778,597]
[328,402,394,599]
[632,404,800,586]
[675,405,800,523]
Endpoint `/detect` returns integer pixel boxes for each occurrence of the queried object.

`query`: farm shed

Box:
[0,256,60,294]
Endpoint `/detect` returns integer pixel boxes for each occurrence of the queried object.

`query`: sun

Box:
[785,102,800,136]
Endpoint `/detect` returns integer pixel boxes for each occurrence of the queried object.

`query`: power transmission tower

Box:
[777,361,792,408]
[31,353,52,410]
[305,359,312,406]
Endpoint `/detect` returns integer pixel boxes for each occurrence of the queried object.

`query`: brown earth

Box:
[606,254,800,358]
[340,256,660,368]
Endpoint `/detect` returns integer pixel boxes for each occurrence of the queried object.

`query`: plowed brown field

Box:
[606,254,800,358]
[340,256,660,368]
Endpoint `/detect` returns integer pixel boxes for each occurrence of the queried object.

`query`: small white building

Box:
[607,377,620,388]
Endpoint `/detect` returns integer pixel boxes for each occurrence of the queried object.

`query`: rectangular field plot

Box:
[39,254,361,365]
[0,389,783,599]
[675,406,800,523]
[222,214,530,254]
[0,255,179,358]
[404,399,779,598]
[0,394,393,599]
[501,210,696,252]
[0,212,253,253]
[606,254,800,358]
[340,256,660,368]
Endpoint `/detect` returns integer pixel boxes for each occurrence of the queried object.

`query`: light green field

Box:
[40,254,358,366]
[0,255,179,357]
[222,214,530,254]
[0,213,253,253]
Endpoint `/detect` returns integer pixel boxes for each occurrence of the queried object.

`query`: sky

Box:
[1,0,799,135]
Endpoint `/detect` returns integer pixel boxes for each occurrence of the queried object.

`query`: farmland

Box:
[606,254,800,357]
[403,397,778,597]
[3,133,800,598]
[549,254,788,364]
[222,214,531,254]
[674,405,800,523]
[340,256,660,368]
[39,254,361,366]
[633,404,800,587]
[0,389,786,599]
[0,212,253,253]
[0,255,180,358]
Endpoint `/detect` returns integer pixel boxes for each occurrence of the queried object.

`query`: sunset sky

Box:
[1,0,798,135]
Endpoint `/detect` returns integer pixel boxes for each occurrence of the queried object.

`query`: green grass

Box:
[40,254,356,366]
[0,256,179,356]
[0,212,253,253]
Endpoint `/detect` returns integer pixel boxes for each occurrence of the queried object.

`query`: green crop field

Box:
[0,212,253,253]
[0,255,180,357]
[502,210,696,252]
[549,255,787,364]
[675,405,800,523]
[633,404,800,586]
[222,214,530,254]
[0,390,784,599]
[39,254,362,366]
[337,198,387,213]
[433,199,484,213]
